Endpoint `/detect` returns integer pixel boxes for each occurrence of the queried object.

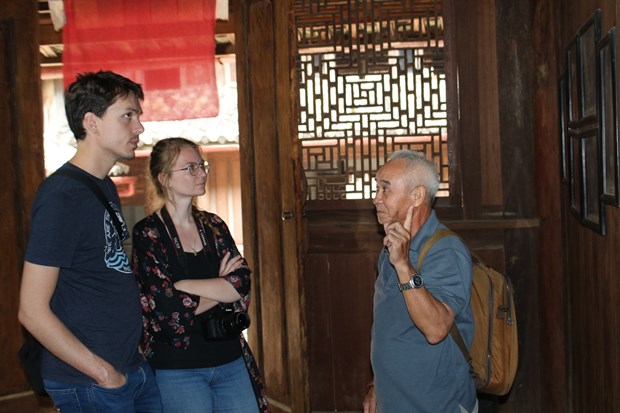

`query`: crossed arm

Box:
[174,251,244,314]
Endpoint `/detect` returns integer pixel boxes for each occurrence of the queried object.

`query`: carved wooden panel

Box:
[294,0,450,200]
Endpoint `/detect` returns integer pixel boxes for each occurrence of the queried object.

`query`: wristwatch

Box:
[398,273,424,291]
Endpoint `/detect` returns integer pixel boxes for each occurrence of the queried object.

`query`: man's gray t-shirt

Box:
[25,163,143,384]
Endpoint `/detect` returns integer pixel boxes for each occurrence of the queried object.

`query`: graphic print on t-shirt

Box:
[103,202,131,274]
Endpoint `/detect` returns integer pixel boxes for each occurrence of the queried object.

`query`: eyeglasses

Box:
[168,161,210,176]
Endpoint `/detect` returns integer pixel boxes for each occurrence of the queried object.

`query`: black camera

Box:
[201,304,251,339]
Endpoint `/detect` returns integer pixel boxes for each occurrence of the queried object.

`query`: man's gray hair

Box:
[387,150,440,203]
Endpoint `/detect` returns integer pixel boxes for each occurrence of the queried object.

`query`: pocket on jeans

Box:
[45,388,81,412]
[90,377,133,411]
[91,374,130,393]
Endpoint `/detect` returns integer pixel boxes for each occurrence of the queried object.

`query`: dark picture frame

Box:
[597,27,619,205]
[567,38,580,125]
[563,9,609,235]
[559,71,569,182]
[577,9,602,124]
[569,133,582,218]
[581,128,606,234]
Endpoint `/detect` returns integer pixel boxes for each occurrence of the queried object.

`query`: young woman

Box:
[132,137,269,413]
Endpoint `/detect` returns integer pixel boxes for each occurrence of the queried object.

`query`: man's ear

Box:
[411,185,427,207]
[83,112,99,135]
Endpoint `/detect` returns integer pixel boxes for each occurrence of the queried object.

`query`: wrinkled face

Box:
[91,92,144,162]
[165,147,208,202]
[373,159,414,226]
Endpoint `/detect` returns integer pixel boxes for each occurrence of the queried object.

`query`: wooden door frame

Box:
[235,0,310,412]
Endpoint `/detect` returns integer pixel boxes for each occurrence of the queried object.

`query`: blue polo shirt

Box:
[371,210,477,412]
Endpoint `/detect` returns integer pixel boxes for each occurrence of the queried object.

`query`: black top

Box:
[149,248,242,369]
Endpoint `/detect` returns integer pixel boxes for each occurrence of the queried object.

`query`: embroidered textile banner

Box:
[63,0,218,121]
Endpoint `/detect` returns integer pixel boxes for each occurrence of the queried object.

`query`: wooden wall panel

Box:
[0,0,44,399]
[494,1,542,412]
[557,2,620,412]
[304,207,381,411]
[304,251,377,411]
[453,0,483,218]
[476,0,503,207]
[531,0,567,411]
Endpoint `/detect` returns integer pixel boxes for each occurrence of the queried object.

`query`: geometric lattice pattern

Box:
[294,0,449,200]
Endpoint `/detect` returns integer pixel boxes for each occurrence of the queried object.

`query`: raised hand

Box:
[383,205,413,268]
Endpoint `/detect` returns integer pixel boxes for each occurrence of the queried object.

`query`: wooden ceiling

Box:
[38,0,236,67]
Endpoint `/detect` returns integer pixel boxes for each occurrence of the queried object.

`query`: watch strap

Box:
[398,273,423,291]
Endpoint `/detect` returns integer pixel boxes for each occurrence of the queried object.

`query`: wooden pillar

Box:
[235,0,310,412]
[0,0,45,398]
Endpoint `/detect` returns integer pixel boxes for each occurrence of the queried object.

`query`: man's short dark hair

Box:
[65,71,144,140]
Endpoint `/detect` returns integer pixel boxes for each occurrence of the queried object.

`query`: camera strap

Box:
[160,207,235,325]
[160,206,213,276]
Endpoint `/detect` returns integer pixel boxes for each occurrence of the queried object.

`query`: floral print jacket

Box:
[132,208,269,413]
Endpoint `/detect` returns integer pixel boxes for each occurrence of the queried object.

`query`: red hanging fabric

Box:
[63,0,218,121]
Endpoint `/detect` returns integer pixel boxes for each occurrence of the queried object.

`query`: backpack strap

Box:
[417,228,475,372]
[417,228,455,266]
[54,168,125,237]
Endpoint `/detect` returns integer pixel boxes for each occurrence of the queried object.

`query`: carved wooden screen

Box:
[294,0,448,201]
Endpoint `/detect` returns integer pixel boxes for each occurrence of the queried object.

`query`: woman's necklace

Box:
[190,242,199,256]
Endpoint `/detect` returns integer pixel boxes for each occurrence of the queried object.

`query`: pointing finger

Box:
[403,205,414,232]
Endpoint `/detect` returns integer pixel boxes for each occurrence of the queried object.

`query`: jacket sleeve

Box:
[205,212,253,311]
[132,220,198,347]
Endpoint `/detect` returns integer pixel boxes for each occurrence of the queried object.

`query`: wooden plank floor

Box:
[0,392,56,413]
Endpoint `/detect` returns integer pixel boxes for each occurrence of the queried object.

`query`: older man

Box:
[364,150,478,413]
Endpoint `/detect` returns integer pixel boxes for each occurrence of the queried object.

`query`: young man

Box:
[364,150,478,413]
[18,71,162,412]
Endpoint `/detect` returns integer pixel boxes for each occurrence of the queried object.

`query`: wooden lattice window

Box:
[294,0,449,201]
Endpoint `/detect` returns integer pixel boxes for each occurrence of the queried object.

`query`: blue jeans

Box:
[43,360,162,413]
[155,357,259,413]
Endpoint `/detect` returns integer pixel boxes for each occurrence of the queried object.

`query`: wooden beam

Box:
[40,7,236,46]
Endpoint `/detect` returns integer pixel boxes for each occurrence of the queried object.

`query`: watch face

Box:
[412,275,423,288]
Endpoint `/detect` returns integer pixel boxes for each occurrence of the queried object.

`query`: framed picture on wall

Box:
[569,133,582,218]
[559,71,569,182]
[581,128,606,234]
[567,37,579,126]
[577,8,602,123]
[598,27,619,206]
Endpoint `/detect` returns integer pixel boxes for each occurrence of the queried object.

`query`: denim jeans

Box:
[154,356,259,413]
[43,360,162,413]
